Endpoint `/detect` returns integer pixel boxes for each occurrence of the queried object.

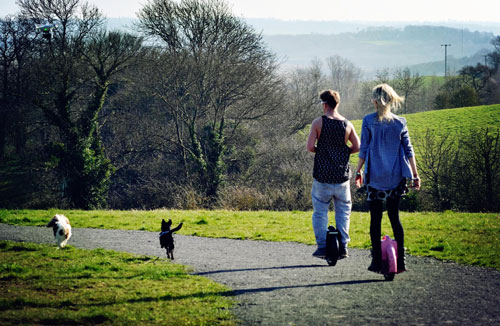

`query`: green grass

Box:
[1,209,499,270]
[348,104,500,167]
[351,104,500,145]
[0,240,235,326]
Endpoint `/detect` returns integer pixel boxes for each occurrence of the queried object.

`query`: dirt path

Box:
[1,223,499,325]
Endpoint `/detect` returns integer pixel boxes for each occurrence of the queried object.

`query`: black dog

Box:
[159,219,183,259]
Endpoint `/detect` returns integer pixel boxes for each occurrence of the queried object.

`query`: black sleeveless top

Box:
[313,116,351,184]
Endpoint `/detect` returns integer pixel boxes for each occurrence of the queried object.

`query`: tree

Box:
[459,64,490,96]
[393,67,424,114]
[326,55,362,119]
[17,0,143,208]
[488,36,500,72]
[459,128,500,211]
[0,16,36,161]
[137,0,281,200]
[375,68,390,84]
[417,129,456,210]
[282,59,325,135]
[434,76,480,109]
[418,127,500,212]
[450,85,480,108]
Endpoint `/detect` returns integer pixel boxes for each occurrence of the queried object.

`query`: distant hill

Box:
[262,26,495,76]
[407,51,491,76]
[106,18,497,77]
[245,18,500,36]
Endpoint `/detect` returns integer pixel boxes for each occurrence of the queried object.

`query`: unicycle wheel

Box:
[326,258,337,266]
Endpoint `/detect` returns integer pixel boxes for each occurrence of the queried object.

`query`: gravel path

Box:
[1,223,499,325]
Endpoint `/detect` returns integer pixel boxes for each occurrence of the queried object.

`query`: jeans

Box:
[368,196,404,257]
[311,179,352,249]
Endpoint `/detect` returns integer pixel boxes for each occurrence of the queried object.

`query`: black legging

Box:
[368,196,404,256]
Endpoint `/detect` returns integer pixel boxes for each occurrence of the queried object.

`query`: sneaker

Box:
[339,247,349,259]
[312,247,326,258]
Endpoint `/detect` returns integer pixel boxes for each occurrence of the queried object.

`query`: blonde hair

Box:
[372,84,404,121]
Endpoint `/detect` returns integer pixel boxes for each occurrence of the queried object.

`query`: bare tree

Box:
[393,67,424,114]
[375,68,391,84]
[137,0,281,200]
[282,59,325,135]
[326,55,362,119]
[459,64,490,96]
[417,129,456,210]
[459,128,500,211]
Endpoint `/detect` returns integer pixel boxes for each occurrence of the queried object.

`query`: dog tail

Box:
[171,223,183,232]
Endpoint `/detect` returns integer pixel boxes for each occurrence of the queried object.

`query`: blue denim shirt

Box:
[359,112,414,191]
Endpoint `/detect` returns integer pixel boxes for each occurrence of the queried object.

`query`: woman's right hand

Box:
[355,173,363,188]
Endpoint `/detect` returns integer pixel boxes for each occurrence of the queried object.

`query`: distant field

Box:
[1,209,499,270]
[420,75,445,87]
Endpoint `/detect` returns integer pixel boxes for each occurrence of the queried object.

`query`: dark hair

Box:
[320,90,340,109]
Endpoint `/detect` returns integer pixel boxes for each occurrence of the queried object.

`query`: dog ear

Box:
[171,222,183,233]
[166,219,172,228]
[161,219,168,231]
[47,217,56,227]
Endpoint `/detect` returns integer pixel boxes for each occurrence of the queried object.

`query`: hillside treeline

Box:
[265,25,494,73]
[1,0,499,212]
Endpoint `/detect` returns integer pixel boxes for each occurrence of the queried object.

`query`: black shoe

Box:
[368,260,382,273]
[312,247,326,259]
[397,247,407,273]
[368,249,382,273]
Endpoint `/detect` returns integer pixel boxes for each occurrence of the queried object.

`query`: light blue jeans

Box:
[311,179,352,249]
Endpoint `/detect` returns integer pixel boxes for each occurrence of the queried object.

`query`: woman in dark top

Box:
[307,90,360,259]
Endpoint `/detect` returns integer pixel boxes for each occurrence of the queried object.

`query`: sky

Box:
[1,0,500,22]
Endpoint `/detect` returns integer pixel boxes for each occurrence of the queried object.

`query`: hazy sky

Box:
[1,0,499,22]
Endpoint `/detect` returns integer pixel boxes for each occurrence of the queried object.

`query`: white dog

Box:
[47,214,72,248]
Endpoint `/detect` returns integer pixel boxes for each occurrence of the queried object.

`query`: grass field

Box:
[1,209,499,270]
[351,104,500,145]
[346,104,500,168]
[0,240,235,326]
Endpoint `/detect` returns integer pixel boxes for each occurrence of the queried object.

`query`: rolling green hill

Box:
[351,104,500,148]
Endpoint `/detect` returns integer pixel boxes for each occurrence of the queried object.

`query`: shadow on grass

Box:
[0,278,384,312]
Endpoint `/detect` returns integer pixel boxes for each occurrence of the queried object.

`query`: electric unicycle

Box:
[381,235,398,281]
[325,225,342,266]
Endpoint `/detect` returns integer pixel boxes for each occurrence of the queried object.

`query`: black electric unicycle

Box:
[325,225,342,266]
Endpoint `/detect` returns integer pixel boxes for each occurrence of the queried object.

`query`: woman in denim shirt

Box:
[355,83,420,273]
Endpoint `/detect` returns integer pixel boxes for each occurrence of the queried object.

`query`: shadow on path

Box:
[232,279,386,295]
[195,264,328,276]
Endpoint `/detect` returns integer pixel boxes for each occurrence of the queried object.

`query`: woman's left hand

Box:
[412,178,421,190]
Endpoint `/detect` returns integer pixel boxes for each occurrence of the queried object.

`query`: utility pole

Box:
[441,44,451,77]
